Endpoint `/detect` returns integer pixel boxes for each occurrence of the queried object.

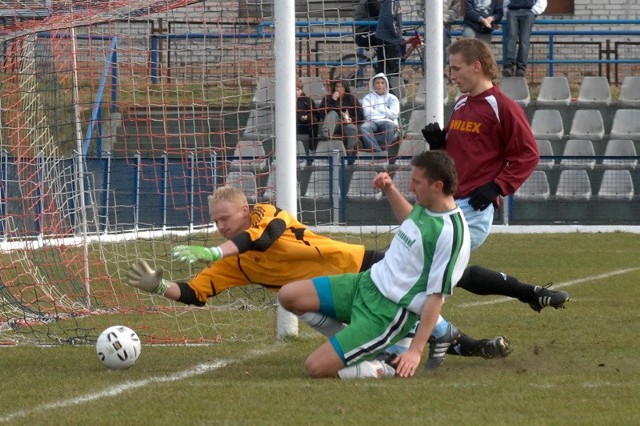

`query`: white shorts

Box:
[457,197,495,251]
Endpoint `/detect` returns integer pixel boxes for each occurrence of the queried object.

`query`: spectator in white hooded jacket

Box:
[359,73,400,152]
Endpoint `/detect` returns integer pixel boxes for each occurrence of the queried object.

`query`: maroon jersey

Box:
[445,86,539,199]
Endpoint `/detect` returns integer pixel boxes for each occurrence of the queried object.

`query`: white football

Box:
[96,325,142,369]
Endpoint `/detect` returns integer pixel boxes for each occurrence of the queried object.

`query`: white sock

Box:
[338,360,395,379]
[299,312,345,337]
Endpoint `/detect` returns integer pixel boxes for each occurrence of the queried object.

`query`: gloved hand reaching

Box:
[127,260,169,295]
[171,245,223,264]
[421,122,447,150]
[468,182,501,211]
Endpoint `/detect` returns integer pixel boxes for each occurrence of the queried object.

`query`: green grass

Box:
[1,233,640,424]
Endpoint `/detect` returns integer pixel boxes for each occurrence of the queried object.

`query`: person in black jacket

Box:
[317,79,363,158]
[296,79,319,157]
[462,0,503,45]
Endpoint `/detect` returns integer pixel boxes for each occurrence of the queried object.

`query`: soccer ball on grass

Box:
[96,325,141,369]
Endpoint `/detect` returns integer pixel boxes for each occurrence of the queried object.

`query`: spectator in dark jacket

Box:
[296,79,319,156]
[353,0,402,96]
[463,0,503,45]
[317,79,363,158]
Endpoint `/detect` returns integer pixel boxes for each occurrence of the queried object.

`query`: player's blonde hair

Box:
[208,186,248,210]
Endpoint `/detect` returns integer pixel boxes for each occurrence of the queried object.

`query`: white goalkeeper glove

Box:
[127,260,170,295]
[171,245,223,264]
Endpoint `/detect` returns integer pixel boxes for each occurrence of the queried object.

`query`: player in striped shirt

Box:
[278,150,470,379]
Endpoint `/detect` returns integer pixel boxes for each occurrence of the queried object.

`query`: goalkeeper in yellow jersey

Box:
[127,186,510,367]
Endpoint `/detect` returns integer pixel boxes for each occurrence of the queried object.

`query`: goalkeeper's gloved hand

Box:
[127,260,170,295]
[171,245,223,264]
[421,122,447,150]
[468,182,502,211]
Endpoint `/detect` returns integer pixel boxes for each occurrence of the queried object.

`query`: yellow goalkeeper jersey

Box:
[188,204,366,303]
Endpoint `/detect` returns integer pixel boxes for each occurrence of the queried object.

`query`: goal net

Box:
[0,0,423,345]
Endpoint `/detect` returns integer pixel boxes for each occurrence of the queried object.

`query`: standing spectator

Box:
[502,0,547,77]
[295,78,319,157]
[353,0,401,81]
[360,73,400,152]
[353,0,382,66]
[463,0,503,45]
[374,0,403,79]
[317,79,363,158]
[444,0,462,65]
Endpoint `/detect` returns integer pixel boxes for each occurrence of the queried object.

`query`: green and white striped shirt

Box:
[370,203,470,314]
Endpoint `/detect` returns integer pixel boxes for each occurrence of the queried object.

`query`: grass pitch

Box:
[1,232,639,425]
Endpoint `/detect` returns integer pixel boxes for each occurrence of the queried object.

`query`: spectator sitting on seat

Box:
[462,0,503,45]
[296,78,319,157]
[359,73,399,153]
[317,79,363,160]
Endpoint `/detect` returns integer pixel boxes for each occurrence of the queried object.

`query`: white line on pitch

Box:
[0,346,277,423]
[458,267,640,308]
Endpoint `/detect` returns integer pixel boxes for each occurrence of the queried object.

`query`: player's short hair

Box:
[448,38,498,81]
[411,150,458,195]
[208,186,248,210]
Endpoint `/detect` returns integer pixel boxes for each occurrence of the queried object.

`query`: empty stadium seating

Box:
[597,169,635,200]
[560,139,596,169]
[226,171,259,203]
[303,169,333,199]
[619,76,640,107]
[555,169,592,200]
[500,76,530,107]
[346,170,382,200]
[531,109,565,141]
[230,139,268,172]
[413,79,450,106]
[536,77,572,106]
[602,139,638,169]
[313,139,346,166]
[395,138,427,165]
[610,109,640,140]
[514,170,551,201]
[576,76,612,106]
[536,139,555,170]
[568,109,605,141]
